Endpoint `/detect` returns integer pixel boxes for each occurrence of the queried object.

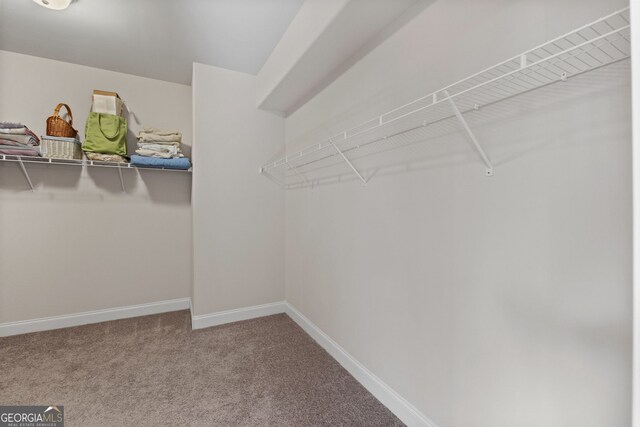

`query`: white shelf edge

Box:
[0,154,192,191]
[0,154,193,173]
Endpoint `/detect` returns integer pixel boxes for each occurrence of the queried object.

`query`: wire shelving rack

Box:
[0,154,192,192]
[259,7,631,189]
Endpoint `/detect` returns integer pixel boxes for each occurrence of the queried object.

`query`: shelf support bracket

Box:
[17,158,34,191]
[444,90,494,177]
[331,142,367,185]
[285,160,313,189]
[117,166,125,192]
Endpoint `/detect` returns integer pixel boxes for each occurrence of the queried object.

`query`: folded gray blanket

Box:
[0,122,25,129]
[0,148,40,156]
[0,133,39,146]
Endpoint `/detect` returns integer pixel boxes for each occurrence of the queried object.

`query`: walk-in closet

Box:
[0,1,637,426]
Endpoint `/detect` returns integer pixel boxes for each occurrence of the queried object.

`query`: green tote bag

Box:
[83,112,127,156]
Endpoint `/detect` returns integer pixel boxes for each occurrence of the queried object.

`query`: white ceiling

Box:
[0,0,305,85]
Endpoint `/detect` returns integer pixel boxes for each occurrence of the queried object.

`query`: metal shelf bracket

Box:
[17,158,34,191]
[330,141,367,185]
[117,166,125,192]
[444,90,494,177]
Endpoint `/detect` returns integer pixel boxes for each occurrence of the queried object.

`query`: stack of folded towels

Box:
[136,128,184,158]
[0,122,40,156]
[131,127,191,170]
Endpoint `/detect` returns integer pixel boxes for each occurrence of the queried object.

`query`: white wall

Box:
[0,50,193,324]
[284,1,631,426]
[631,1,640,425]
[256,0,349,109]
[192,63,284,316]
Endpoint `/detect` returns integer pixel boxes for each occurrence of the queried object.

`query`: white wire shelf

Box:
[0,154,192,192]
[0,154,192,172]
[260,7,631,189]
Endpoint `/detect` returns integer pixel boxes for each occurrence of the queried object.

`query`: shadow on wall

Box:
[138,169,191,205]
[273,61,630,190]
[0,162,191,206]
[502,285,631,361]
[87,166,137,195]
[0,163,82,193]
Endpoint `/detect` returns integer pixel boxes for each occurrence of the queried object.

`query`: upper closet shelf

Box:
[0,155,192,172]
[0,154,191,192]
[259,7,630,189]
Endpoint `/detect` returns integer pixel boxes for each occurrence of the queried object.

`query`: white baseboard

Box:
[285,303,437,427]
[191,301,286,329]
[0,297,191,337]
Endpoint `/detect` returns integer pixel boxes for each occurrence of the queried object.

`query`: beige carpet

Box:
[0,311,403,426]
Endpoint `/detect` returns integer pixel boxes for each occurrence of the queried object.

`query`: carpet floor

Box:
[0,311,403,426]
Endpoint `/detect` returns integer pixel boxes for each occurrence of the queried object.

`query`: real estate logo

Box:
[0,405,64,427]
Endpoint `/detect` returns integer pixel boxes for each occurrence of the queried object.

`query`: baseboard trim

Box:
[285,303,437,427]
[0,297,192,338]
[191,301,286,330]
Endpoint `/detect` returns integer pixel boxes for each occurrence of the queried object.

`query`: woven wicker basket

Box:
[40,136,83,160]
[46,103,78,138]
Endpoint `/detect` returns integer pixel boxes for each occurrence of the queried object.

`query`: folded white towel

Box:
[135,149,175,159]
[138,134,182,143]
[140,127,182,137]
[137,143,181,155]
[137,142,180,151]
